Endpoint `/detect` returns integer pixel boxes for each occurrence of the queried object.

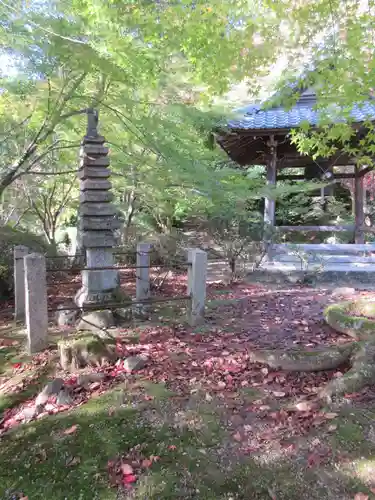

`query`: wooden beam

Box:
[277,173,360,181]
[358,166,372,177]
[276,225,355,232]
[355,164,365,244]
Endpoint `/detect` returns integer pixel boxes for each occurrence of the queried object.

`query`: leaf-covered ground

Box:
[1,278,375,499]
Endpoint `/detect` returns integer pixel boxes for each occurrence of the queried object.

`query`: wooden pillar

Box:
[264,136,277,235]
[355,164,364,244]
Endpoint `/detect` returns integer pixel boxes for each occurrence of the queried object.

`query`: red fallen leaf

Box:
[141,458,153,468]
[12,363,22,369]
[64,424,78,435]
[122,474,137,484]
[354,494,369,500]
[120,463,134,475]
[168,445,177,451]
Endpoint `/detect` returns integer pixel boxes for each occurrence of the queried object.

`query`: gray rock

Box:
[331,287,356,297]
[55,302,79,327]
[113,307,132,322]
[35,378,64,408]
[77,310,114,332]
[123,355,148,372]
[22,406,37,422]
[77,372,106,388]
[56,388,73,406]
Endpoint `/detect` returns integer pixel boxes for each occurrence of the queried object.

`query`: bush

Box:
[0,226,50,300]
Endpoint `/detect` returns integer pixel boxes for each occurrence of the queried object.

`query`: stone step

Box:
[262,261,375,272]
[271,254,375,264]
[271,243,375,255]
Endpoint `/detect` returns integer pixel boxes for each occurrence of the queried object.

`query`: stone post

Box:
[133,242,152,318]
[187,249,207,327]
[75,110,120,320]
[14,245,29,322]
[24,253,48,354]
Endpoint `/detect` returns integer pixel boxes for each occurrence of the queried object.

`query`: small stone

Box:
[114,307,132,322]
[56,388,73,406]
[89,381,101,391]
[123,355,148,372]
[35,378,64,408]
[76,372,106,387]
[22,406,37,422]
[55,303,78,328]
[77,310,115,332]
[331,287,356,297]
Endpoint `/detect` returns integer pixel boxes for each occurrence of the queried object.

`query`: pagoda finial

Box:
[86,108,99,137]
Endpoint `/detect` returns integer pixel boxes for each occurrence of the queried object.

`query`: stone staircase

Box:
[255,243,375,285]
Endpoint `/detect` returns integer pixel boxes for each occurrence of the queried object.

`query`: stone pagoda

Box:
[75,109,120,321]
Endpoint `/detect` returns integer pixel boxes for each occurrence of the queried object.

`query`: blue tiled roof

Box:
[229,91,375,131]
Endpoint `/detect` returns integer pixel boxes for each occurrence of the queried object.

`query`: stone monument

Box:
[75,109,120,326]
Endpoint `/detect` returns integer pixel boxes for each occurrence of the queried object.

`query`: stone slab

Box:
[75,287,115,307]
[80,216,121,231]
[81,231,116,248]
[24,253,48,354]
[80,191,113,203]
[80,179,112,191]
[187,249,207,327]
[78,167,111,180]
[82,135,106,145]
[80,144,108,155]
[14,245,29,321]
[80,203,117,216]
[80,155,110,167]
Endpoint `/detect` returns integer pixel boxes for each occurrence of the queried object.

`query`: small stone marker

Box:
[14,245,29,322]
[187,249,207,326]
[134,242,151,318]
[24,253,48,354]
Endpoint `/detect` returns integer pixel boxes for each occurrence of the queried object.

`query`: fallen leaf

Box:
[63,424,78,435]
[273,391,286,398]
[168,445,177,451]
[141,458,153,468]
[122,474,137,484]
[120,463,134,475]
[354,494,369,500]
